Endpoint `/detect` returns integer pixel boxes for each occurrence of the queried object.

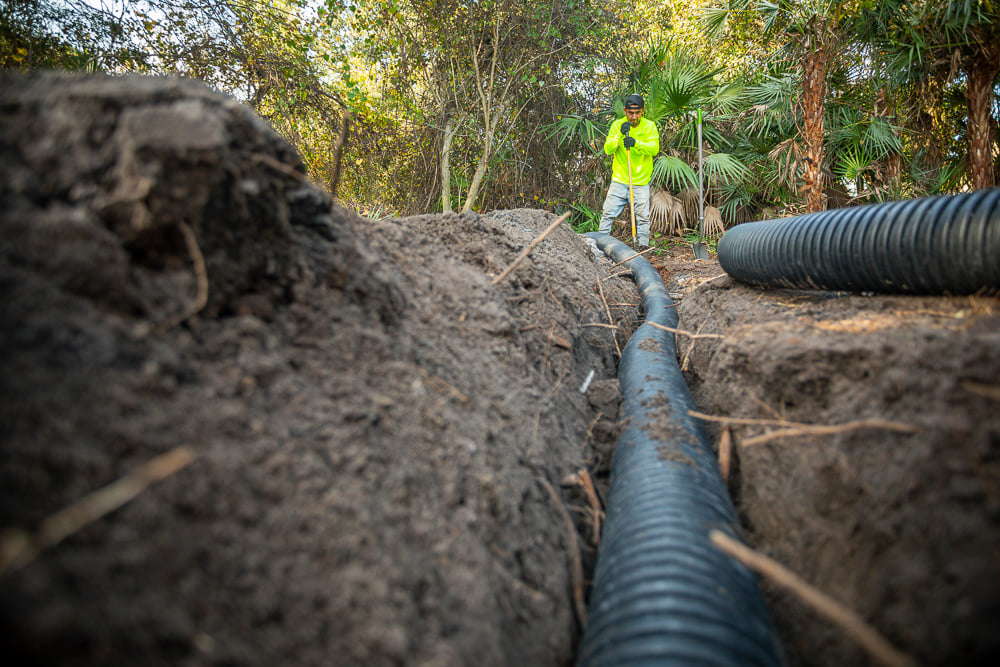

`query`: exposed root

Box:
[0,446,198,575]
[539,478,587,629]
[560,469,604,547]
[718,427,733,483]
[596,278,622,357]
[710,530,917,667]
[679,321,709,371]
[689,410,918,446]
[647,322,724,340]
[961,381,1000,401]
[154,221,209,334]
[748,391,785,420]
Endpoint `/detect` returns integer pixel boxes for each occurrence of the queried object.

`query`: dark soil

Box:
[674,275,1000,666]
[2,73,999,666]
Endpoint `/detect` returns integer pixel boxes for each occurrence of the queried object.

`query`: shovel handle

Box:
[625,147,636,245]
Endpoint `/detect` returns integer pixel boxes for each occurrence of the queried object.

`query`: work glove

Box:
[624,135,636,149]
[620,121,631,135]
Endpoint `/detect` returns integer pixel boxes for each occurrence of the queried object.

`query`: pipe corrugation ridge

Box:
[580,233,782,667]
[718,189,1000,294]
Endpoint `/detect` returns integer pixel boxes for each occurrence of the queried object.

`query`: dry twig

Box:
[539,478,587,628]
[710,530,917,667]
[609,246,656,269]
[560,469,604,547]
[492,212,570,285]
[718,427,733,483]
[689,410,918,446]
[0,446,198,575]
[648,322,724,340]
[596,279,622,357]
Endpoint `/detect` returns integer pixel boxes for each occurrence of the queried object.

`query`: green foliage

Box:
[6,0,996,215]
[544,114,604,148]
[652,155,697,192]
[564,200,601,233]
[0,0,144,71]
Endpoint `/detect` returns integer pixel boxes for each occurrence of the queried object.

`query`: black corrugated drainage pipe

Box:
[718,189,1000,294]
[580,233,782,666]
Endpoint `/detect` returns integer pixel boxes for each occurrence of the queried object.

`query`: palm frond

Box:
[650,188,686,237]
[835,146,873,181]
[703,205,725,238]
[542,114,602,148]
[652,155,697,192]
[704,152,751,184]
[862,118,904,158]
[698,5,731,39]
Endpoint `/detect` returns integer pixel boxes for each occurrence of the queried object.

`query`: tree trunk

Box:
[440,115,458,213]
[876,88,902,193]
[463,100,507,213]
[328,110,351,198]
[462,132,491,213]
[800,46,829,213]
[965,47,999,191]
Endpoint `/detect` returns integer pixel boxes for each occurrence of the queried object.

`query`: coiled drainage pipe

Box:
[718,189,1000,294]
[580,233,782,666]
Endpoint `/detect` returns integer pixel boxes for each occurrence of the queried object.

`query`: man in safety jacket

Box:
[598,94,659,247]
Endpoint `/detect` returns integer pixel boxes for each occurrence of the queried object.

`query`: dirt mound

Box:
[0,73,642,665]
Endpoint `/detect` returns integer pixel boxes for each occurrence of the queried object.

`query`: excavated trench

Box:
[2,73,999,666]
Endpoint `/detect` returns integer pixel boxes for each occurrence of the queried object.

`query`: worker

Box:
[598,94,659,247]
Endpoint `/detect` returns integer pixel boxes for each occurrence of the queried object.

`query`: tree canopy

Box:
[4,0,998,228]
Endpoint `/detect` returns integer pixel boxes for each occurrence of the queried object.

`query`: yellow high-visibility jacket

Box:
[603,116,659,187]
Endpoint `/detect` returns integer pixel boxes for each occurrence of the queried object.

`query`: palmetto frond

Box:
[652,155,697,192]
[704,152,751,184]
[543,114,602,148]
[835,146,873,181]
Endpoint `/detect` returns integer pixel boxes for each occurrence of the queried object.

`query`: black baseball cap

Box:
[624,94,644,109]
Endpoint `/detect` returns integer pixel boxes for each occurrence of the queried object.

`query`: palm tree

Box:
[704,1,865,213]
[859,0,1000,191]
